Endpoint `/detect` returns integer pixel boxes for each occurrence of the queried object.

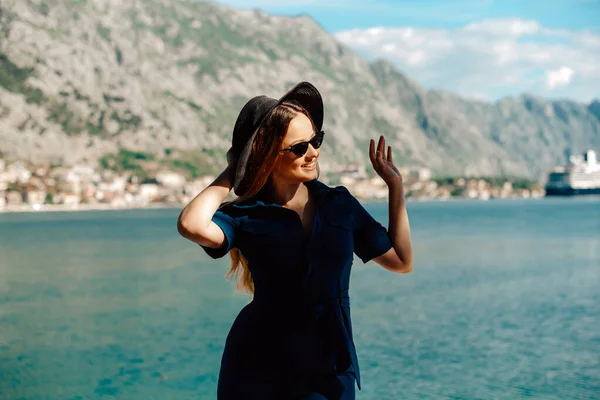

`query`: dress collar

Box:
[230,178,341,209]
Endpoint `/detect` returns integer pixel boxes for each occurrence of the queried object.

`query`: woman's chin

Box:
[300,167,318,178]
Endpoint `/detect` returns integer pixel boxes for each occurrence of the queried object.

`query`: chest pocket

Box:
[316,213,355,266]
[240,218,292,261]
[246,221,282,244]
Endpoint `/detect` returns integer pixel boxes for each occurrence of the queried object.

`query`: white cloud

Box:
[546,66,575,89]
[463,18,540,36]
[335,18,600,101]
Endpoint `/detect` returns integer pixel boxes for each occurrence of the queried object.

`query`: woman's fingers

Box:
[371,136,395,174]
[369,139,376,165]
[372,136,387,173]
[375,136,383,160]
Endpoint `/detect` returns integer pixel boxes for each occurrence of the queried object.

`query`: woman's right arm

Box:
[176,162,235,249]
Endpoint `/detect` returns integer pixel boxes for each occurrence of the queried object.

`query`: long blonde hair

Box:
[221,100,319,295]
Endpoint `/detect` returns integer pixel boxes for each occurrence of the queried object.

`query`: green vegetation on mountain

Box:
[0,53,47,104]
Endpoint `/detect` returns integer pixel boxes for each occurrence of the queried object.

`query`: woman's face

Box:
[272,112,320,184]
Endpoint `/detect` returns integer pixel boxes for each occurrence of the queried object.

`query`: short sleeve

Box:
[199,209,239,259]
[348,192,393,263]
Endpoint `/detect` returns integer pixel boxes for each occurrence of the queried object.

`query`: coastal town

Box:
[0,157,546,213]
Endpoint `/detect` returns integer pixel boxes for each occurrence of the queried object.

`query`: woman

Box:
[177,82,413,399]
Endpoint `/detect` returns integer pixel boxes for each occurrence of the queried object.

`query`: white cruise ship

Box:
[545,149,600,196]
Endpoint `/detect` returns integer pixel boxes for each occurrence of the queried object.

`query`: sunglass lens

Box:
[292,143,309,157]
[312,133,324,149]
[290,131,325,156]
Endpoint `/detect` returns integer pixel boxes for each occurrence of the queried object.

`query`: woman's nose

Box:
[307,143,319,158]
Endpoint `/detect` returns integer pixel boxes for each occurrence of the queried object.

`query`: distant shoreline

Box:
[0,203,182,214]
[0,196,551,214]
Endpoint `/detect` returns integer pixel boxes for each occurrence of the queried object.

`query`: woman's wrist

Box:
[388,180,405,196]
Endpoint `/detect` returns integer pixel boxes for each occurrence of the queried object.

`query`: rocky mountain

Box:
[1,0,599,179]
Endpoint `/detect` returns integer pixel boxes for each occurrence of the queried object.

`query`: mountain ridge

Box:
[0,0,598,180]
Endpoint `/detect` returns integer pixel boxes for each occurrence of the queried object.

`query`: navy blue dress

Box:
[201,178,393,399]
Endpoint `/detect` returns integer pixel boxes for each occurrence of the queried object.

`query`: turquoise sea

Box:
[1,197,599,399]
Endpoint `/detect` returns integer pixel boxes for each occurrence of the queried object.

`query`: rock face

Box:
[1,0,599,179]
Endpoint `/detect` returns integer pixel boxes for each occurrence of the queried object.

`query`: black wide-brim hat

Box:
[231,81,323,196]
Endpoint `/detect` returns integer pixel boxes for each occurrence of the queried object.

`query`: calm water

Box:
[1,198,599,400]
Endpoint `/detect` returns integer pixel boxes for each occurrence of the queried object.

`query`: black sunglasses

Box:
[281,131,325,157]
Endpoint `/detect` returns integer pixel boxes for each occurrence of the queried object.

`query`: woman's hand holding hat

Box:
[225,147,238,184]
[226,146,238,168]
[369,135,403,190]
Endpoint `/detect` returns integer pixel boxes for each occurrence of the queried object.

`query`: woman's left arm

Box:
[370,135,413,274]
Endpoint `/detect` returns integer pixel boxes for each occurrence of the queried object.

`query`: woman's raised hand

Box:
[369,135,403,189]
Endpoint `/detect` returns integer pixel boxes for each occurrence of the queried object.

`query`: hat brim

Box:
[233,82,324,196]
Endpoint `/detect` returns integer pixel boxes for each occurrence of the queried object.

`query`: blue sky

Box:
[215,0,600,34]
[214,0,600,101]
